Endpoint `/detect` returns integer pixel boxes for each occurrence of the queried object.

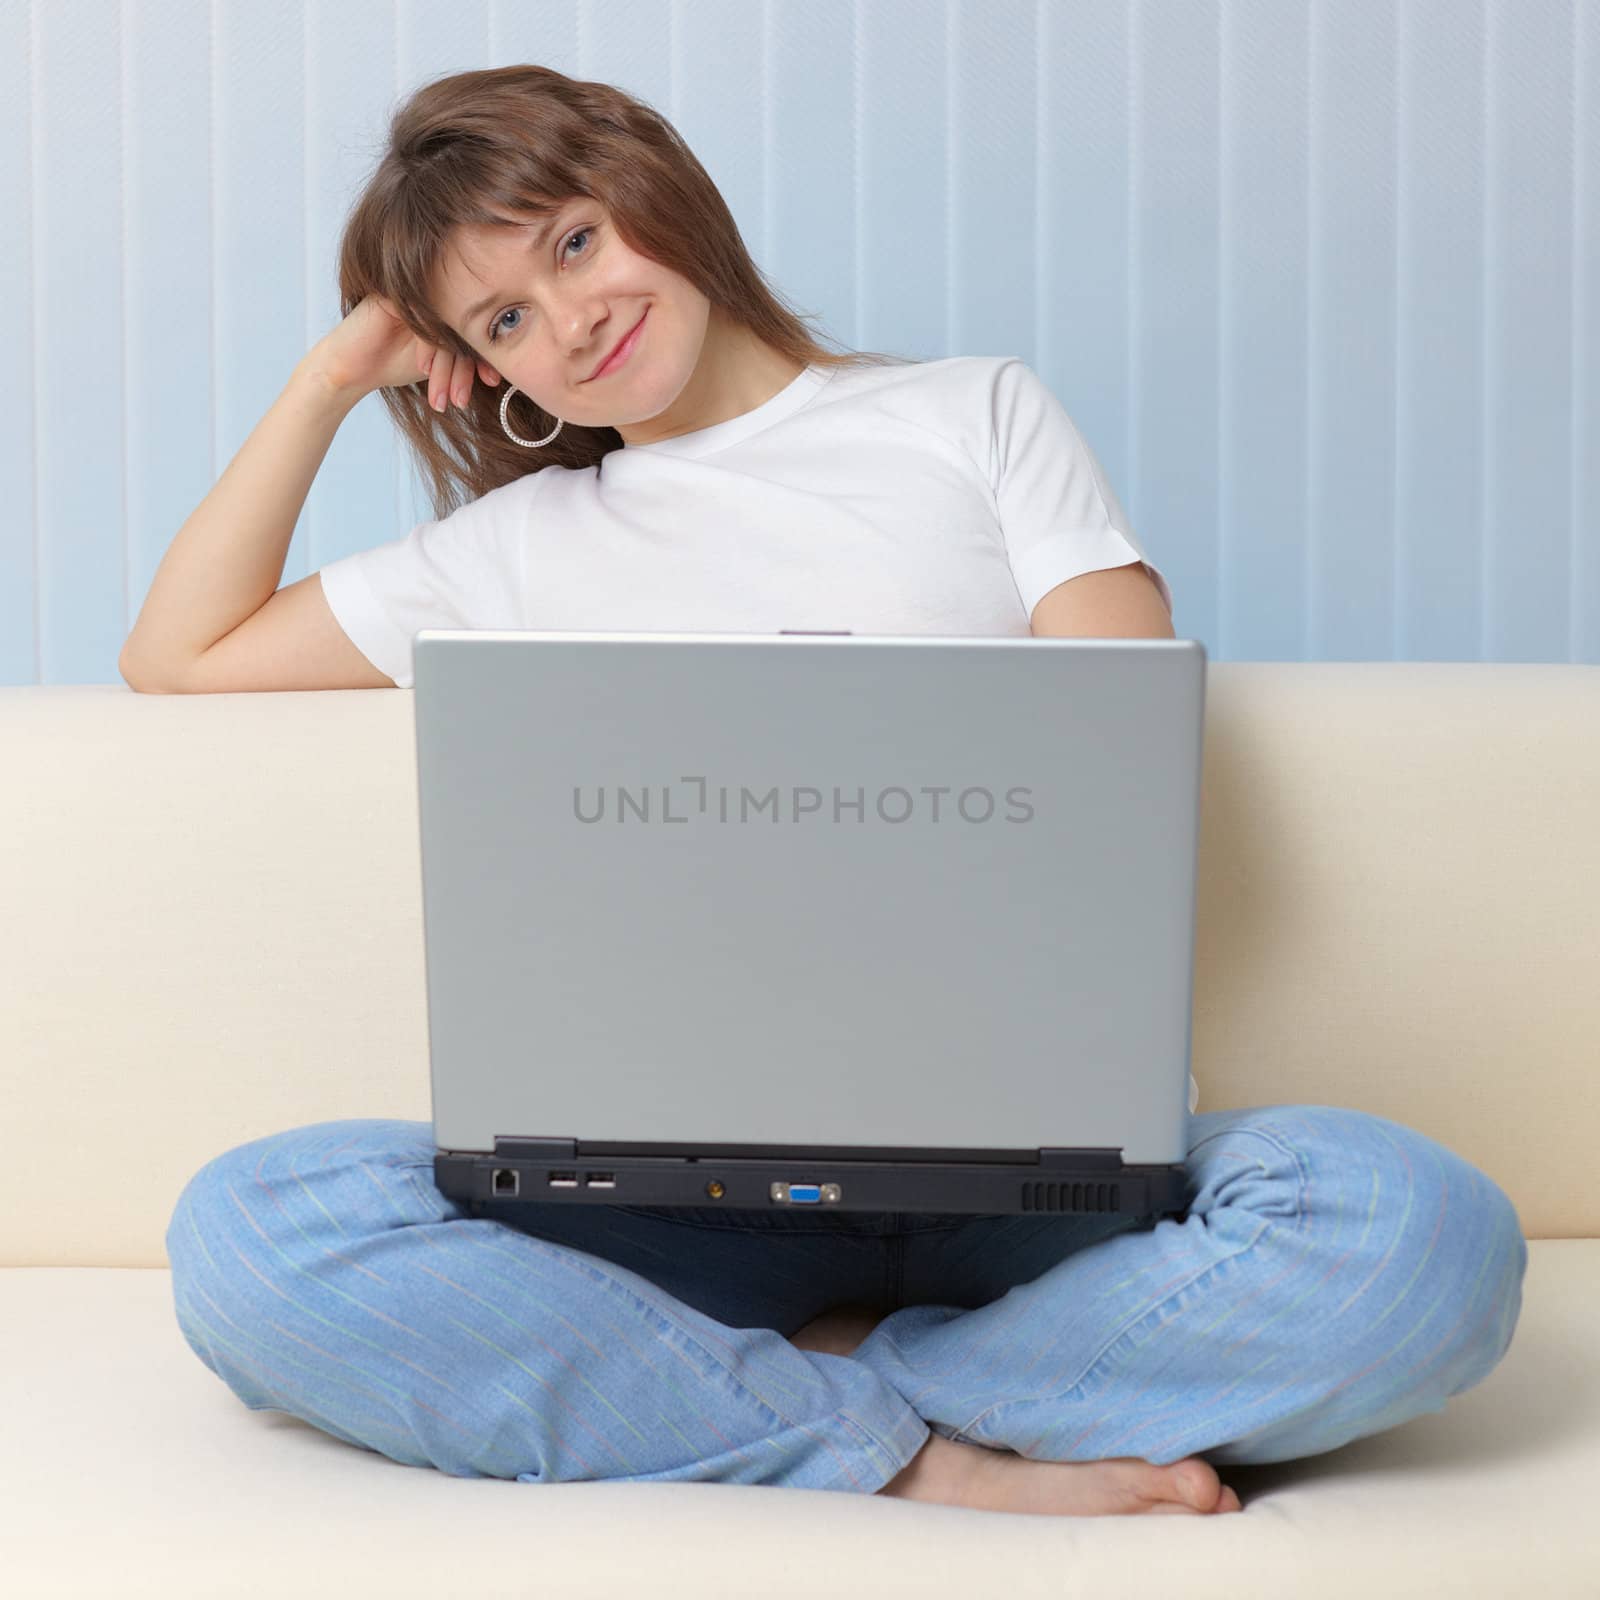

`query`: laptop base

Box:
[435,1136,1189,1218]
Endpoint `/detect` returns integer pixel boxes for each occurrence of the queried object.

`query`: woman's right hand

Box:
[307,293,500,411]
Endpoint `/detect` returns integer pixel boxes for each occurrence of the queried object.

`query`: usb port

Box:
[585,1173,616,1188]
[548,1171,578,1187]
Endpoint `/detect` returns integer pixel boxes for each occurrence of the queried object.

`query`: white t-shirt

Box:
[320,354,1172,686]
[319,353,1197,1115]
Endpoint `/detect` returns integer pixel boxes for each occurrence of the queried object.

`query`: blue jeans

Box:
[165,1104,1527,1492]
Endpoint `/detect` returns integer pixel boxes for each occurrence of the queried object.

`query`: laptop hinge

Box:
[488,1139,1120,1168]
[494,1136,578,1160]
[1038,1149,1124,1171]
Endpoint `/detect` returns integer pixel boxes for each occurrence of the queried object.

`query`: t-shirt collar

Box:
[624,363,832,460]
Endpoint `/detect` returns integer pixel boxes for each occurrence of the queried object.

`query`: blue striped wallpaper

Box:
[2,0,1595,684]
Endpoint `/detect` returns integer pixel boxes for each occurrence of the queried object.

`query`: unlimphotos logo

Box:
[571,776,1036,825]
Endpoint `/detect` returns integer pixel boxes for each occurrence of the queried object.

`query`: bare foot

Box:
[877,1431,1244,1517]
[787,1304,890,1357]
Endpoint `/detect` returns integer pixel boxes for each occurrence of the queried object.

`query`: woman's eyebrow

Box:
[456,214,566,331]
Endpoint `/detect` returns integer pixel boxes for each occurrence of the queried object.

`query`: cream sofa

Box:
[2,664,1597,1598]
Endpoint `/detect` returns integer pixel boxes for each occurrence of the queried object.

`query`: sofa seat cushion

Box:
[1,1243,1596,1596]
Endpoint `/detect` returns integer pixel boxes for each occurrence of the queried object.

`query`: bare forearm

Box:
[120,353,364,683]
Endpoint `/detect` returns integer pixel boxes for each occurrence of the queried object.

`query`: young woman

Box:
[146,66,1526,1518]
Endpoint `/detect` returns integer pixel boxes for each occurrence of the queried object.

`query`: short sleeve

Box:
[986,359,1173,622]
[317,479,528,690]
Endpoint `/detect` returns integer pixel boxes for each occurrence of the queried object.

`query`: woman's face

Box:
[432,198,712,444]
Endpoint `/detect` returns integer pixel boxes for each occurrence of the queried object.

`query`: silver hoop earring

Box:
[499,382,563,449]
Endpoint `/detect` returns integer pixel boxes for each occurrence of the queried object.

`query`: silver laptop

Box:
[419,629,1206,1219]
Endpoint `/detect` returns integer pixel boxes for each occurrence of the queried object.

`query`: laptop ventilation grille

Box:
[1021,1180,1120,1214]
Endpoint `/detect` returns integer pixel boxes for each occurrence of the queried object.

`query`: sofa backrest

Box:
[2,665,1595,1266]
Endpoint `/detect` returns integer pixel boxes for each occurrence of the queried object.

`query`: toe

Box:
[1173,1458,1223,1510]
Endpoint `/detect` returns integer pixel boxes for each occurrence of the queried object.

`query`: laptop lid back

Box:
[414,632,1206,1168]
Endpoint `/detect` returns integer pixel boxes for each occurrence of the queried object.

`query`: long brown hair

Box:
[336,64,919,521]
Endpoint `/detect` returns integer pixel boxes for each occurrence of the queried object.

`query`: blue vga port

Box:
[770,1181,842,1205]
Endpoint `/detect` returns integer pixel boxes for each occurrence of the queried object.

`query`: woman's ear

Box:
[477,359,503,388]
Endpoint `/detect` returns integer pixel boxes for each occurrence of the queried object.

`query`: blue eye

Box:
[487,226,593,343]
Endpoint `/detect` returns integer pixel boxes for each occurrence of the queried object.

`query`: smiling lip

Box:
[585,310,647,382]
